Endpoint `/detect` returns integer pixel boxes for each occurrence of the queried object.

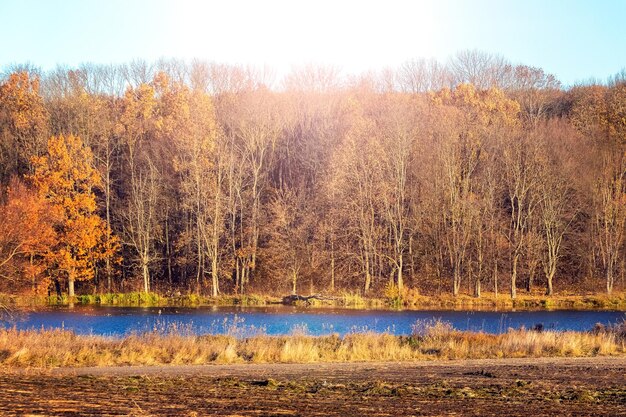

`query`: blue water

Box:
[2,306,624,337]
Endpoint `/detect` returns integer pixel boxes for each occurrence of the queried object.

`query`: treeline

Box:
[0,51,624,298]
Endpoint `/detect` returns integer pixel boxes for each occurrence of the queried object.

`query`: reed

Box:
[0,320,623,368]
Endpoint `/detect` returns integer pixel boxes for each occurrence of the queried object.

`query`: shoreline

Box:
[2,291,626,312]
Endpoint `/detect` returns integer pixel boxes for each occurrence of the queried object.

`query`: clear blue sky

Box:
[0,0,625,86]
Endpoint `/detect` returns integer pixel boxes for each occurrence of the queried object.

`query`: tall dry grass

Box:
[0,320,623,368]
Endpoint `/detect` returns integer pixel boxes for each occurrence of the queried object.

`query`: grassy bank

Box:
[1,291,625,311]
[393,291,626,310]
[0,320,624,368]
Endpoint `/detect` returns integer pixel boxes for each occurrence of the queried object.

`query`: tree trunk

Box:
[68,278,75,297]
[195,215,202,293]
[546,272,554,296]
[330,240,335,292]
[606,267,614,294]
[142,261,150,293]
[511,254,518,299]
[240,264,247,294]
[453,259,461,296]
[54,279,62,298]
[235,259,240,294]
[165,214,173,287]
[493,260,498,299]
[397,256,404,292]
[105,156,112,293]
[211,256,219,297]
[545,261,556,296]
[364,252,371,293]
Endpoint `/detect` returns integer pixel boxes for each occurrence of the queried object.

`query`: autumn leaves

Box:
[29,135,116,297]
[0,133,115,296]
[0,61,624,299]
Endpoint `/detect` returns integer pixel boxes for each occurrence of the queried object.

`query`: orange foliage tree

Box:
[30,135,115,297]
[0,179,56,293]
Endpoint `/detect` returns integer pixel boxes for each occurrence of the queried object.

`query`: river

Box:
[2,306,624,336]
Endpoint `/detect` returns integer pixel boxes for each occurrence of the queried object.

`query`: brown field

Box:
[0,357,624,416]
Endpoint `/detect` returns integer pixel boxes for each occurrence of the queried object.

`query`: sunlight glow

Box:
[166,0,441,75]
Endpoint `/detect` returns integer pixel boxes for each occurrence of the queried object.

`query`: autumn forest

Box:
[1,51,625,300]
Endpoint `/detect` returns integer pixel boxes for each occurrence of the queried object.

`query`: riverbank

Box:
[2,357,625,416]
[1,320,624,368]
[2,290,626,311]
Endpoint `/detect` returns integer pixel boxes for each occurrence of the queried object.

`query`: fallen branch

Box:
[281,294,338,306]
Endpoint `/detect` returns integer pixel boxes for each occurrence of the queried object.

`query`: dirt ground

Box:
[0,357,624,416]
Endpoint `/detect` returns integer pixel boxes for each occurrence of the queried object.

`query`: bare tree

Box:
[448,50,511,90]
[376,95,421,291]
[177,89,224,296]
[501,133,542,299]
[219,89,283,293]
[331,97,383,293]
[534,123,579,295]
[119,82,161,293]
[507,65,562,125]
[283,64,343,93]
[436,107,480,296]
[593,152,626,294]
[264,189,314,294]
[397,58,450,93]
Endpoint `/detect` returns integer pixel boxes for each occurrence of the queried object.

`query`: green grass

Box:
[74,292,162,306]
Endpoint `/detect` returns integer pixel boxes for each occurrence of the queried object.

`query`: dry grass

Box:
[0,320,624,368]
[2,291,625,310]
[396,291,626,310]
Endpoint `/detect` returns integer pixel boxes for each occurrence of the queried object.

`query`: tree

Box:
[534,121,580,295]
[283,64,342,93]
[44,67,122,291]
[570,83,626,294]
[176,88,224,296]
[331,97,383,293]
[448,50,511,90]
[375,95,422,291]
[397,58,450,93]
[117,76,165,294]
[501,132,543,299]
[274,85,346,293]
[506,65,561,126]
[30,135,112,297]
[432,84,520,296]
[218,88,283,293]
[0,179,56,293]
[594,160,626,294]
[0,72,48,186]
[433,105,479,296]
[263,189,314,294]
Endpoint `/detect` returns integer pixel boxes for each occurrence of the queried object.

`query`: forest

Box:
[0,50,624,300]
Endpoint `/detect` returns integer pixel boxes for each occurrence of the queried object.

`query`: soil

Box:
[0,356,624,416]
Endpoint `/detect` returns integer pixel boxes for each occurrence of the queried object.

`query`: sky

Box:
[0,0,625,86]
